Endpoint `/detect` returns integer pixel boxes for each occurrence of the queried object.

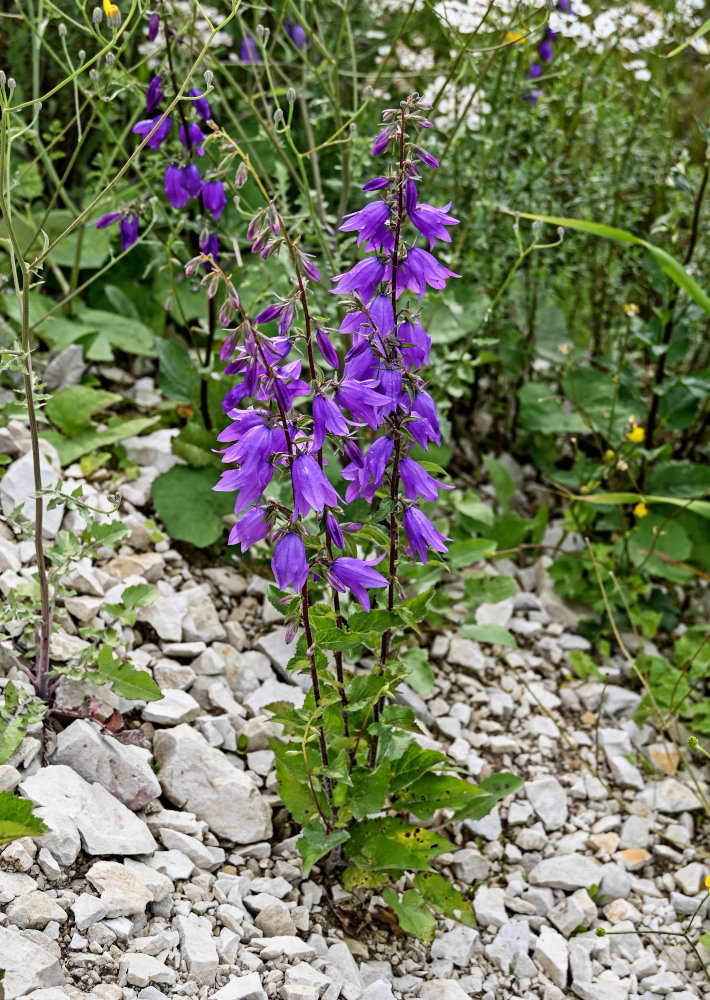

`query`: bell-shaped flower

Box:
[405,180,458,251]
[340,201,393,251]
[327,556,388,611]
[397,319,431,369]
[403,506,450,563]
[202,180,227,220]
[272,533,309,591]
[312,394,349,451]
[148,12,160,39]
[132,114,171,149]
[331,257,386,302]
[400,456,452,502]
[179,122,206,155]
[119,214,139,250]
[240,36,262,63]
[145,75,164,114]
[188,88,211,121]
[396,247,460,300]
[291,455,340,521]
[228,506,272,551]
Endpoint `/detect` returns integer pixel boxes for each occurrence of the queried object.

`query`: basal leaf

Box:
[45,386,122,437]
[0,681,46,765]
[382,888,436,942]
[153,465,234,547]
[460,623,517,648]
[413,872,477,925]
[0,792,50,845]
[298,826,350,877]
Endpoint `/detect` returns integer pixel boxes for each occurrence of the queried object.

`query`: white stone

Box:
[673,862,707,896]
[450,848,490,883]
[529,854,602,890]
[446,637,486,672]
[142,689,201,725]
[119,954,176,988]
[122,429,181,473]
[136,583,188,641]
[475,597,514,628]
[158,828,222,870]
[86,861,154,916]
[175,912,219,983]
[212,973,267,1000]
[0,925,65,999]
[153,724,272,843]
[638,778,703,813]
[473,886,508,928]
[6,891,67,929]
[52,719,160,810]
[533,926,568,989]
[71,893,109,931]
[19,766,156,855]
[0,442,63,538]
[526,777,568,831]
[430,925,477,967]
[123,859,173,901]
[419,981,470,1000]
[360,982,395,1000]
[244,677,306,717]
[548,895,586,937]
[0,763,21,792]
[182,585,226,643]
[255,936,317,961]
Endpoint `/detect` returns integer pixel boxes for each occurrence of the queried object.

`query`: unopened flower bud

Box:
[58,22,67,36]
[688,735,699,748]
[33,102,42,115]
[106,52,115,66]
[251,232,269,255]
[532,217,543,232]
[274,108,284,123]
[557,226,564,239]
[364,85,374,99]
[204,69,213,87]
[287,87,296,104]
[7,78,16,91]
[78,49,86,62]
[93,6,102,23]
[268,203,280,235]
[89,68,99,82]
[235,160,248,188]
[0,72,5,88]
[185,255,202,277]
[256,24,265,38]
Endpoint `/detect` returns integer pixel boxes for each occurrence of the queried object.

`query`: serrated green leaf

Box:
[91,645,162,702]
[413,872,477,923]
[350,761,390,820]
[298,826,350,877]
[0,681,46,765]
[400,647,435,696]
[45,386,122,437]
[0,792,50,845]
[41,415,160,466]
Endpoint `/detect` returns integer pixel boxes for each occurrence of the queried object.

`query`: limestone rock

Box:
[0,925,65,999]
[86,861,154,916]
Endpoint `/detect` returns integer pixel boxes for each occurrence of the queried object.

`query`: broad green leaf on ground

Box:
[298,827,350,877]
[463,574,517,609]
[41,416,159,466]
[92,645,162,702]
[496,209,710,317]
[156,339,202,405]
[45,386,122,437]
[460,623,518,648]
[457,771,526,823]
[382,888,436,942]
[105,584,158,625]
[38,306,155,361]
[559,490,710,521]
[413,872,477,923]
[517,382,588,435]
[400,647,435,696]
[0,792,49,845]
[390,773,486,821]
[345,816,452,870]
[152,465,234,547]
[483,455,515,508]
[0,681,46,765]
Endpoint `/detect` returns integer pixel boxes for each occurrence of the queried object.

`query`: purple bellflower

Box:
[272,533,309,591]
[203,180,227,220]
[148,12,159,40]
[240,36,262,64]
[228,506,272,551]
[405,180,458,251]
[188,88,211,121]
[327,557,388,611]
[145,75,163,114]
[292,455,340,521]
[403,507,450,563]
[179,123,206,155]
[132,114,172,148]
[400,456,453,503]
[97,211,139,250]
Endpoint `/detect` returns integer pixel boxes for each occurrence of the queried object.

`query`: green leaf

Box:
[382,888,436,942]
[348,609,401,634]
[667,16,710,56]
[75,308,156,360]
[517,382,588,435]
[346,816,451,870]
[413,872,477,924]
[0,681,46,765]
[391,772,487,821]
[400,647,435,696]
[350,761,390,820]
[389,744,456,794]
[272,742,329,827]
[155,339,201,404]
[483,456,515,508]
[459,624,517,648]
[41,416,159,466]
[152,465,234,547]
[463,574,516,609]
[562,489,710,521]
[298,826,350,877]
[459,771,526,823]
[0,792,49,845]
[447,538,496,569]
[45,386,122,437]
[314,626,369,651]
[91,645,162,702]
[498,209,710,318]
[344,674,389,712]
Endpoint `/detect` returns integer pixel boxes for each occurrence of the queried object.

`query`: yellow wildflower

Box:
[633,501,648,518]
[627,425,645,444]
[624,303,640,317]
[705,874,710,890]
[506,31,525,43]
[103,0,121,28]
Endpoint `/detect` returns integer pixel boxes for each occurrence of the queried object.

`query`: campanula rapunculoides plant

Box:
[210,95,523,939]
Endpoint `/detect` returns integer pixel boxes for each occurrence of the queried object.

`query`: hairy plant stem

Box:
[0,110,52,701]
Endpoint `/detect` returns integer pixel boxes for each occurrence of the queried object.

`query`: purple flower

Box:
[203,180,227,220]
[411,145,438,169]
[188,88,211,121]
[372,128,394,156]
[145,75,163,114]
[327,556,388,611]
[200,232,219,269]
[284,19,307,48]
[132,114,172,148]
[215,461,273,514]
[340,201,392,251]
[362,436,394,496]
[228,506,271,551]
[362,177,390,191]
[405,180,458,251]
[240,36,262,64]
[316,328,339,368]
[539,40,554,61]
[403,507,450,563]
[335,379,391,429]
[325,511,344,549]
[400,456,452,502]
[148,12,160,40]
[557,0,571,10]
[272,533,309,591]
[96,211,121,229]
[179,123,206,155]
[119,214,139,250]
[397,319,431,369]
[331,257,387,302]
[530,63,543,79]
[396,247,460,300]
[182,163,202,198]
[165,165,189,208]
[301,258,321,282]
[312,394,348,451]
[523,89,543,106]
[292,455,340,521]
[408,391,440,447]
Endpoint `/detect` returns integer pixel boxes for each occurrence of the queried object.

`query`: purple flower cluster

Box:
[216,96,457,617]
[524,1,574,106]
[96,10,226,252]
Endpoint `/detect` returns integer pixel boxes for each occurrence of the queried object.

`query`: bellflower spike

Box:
[203,180,227,220]
[181,163,202,198]
[145,75,163,114]
[539,39,554,62]
[228,506,271,551]
[400,457,452,502]
[179,123,206,155]
[188,88,211,121]
[316,328,339,368]
[133,114,171,148]
[397,319,431,369]
[292,455,340,521]
[272,534,309,592]
[285,19,307,48]
[119,214,139,250]
[403,507,450,563]
[327,557,388,612]
[148,12,159,39]
[372,128,394,156]
[325,511,344,549]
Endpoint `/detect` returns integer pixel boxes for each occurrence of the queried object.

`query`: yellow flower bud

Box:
[627,426,645,444]
[604,449,614,461]
[103,0,121,28]
[506,31,525,43]
[633,501,648,518]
